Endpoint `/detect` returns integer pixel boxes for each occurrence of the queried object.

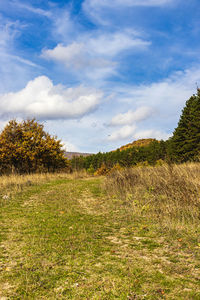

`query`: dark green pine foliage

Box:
[71,140,167,171]
[170,89,200,162]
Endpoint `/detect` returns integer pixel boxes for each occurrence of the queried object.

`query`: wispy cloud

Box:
[12,1,51,17]
[87,31,150,56]
[0,18,21,49]
[120,67,200,112]
[84,0,174,9]
[83,0,175,25]
[0,51,40,68]
[0,14,40,93]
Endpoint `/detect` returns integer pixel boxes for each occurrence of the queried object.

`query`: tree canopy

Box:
[71,139,167,173]
[170,89,200,162]
[0,119,68,174]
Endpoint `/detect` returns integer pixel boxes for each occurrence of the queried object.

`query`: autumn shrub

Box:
[0,119,68,174]
[94,163,109,176]
[108,162,122,174]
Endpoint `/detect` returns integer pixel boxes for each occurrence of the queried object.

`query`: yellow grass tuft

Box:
[104,163,200,230]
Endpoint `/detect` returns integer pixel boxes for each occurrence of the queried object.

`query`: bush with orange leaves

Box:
[0,119,69,174]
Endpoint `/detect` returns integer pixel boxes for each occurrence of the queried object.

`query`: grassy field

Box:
[0,167,200,299]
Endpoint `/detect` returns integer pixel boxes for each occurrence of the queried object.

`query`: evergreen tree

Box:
[170,89,200,162]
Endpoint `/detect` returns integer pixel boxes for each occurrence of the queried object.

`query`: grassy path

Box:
[0,177,199,299]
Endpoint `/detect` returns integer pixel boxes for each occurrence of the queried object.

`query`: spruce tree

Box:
[170,89,200,162]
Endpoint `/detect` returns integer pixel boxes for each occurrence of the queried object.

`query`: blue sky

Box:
[0,0,200,152]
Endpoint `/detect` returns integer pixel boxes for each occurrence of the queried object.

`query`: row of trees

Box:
[71,89,200,172]
[0,119,68,174]
[71,140,167,172]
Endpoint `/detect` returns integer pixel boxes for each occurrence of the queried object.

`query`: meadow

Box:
[0,164,200,299]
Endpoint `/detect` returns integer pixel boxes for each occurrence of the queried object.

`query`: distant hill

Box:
[119,138,157,151]
[64,152,93,160]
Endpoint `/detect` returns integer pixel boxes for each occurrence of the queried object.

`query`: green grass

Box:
[0,176,200,299]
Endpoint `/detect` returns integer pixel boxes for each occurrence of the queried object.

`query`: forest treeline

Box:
[71,139,167,173]
[71,89,200,174]
[0,89,200,175]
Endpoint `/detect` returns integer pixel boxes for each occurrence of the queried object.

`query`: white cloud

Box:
[107,126,169,142]
[116,67,200,116]
[42,42,114,70]
[133,129,170,140]
[87,32,150,57]
[43,43,83,66]
[106,67,200,144]
[110,106,153,126]
[42,31,150,80]
[51,10,77,42]
[107,125,136,141]
[0,76,103,120]
[62,140,79,152]
[42,42,116,80]
[0,16,39,93]
[0,51,39,68]
[83,0,174,25]
[0,19,20,50]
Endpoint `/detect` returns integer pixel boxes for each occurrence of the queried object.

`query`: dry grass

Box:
[0,170,89,200]
[0,170,200,298]
[104,163,200,229]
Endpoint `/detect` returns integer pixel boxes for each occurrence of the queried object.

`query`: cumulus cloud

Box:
[107,125,136,141]
[107,126,169,142]
[62,140,79,152]
[133,129,170,140]
[110,106,153,126]
[42,42,114,70]
[42,31,150,80]
[0,76,103,120]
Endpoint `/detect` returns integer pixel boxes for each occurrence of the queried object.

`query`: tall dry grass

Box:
[104,163,200,229]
